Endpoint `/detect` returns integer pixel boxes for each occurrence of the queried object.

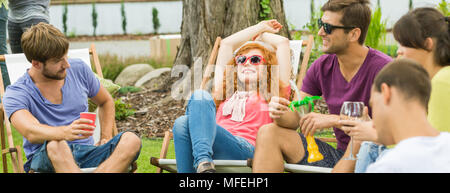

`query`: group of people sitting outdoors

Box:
[2,0,449,173]
[172,0,450,173]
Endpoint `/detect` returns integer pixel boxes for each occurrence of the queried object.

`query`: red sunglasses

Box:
[235,55,266,66]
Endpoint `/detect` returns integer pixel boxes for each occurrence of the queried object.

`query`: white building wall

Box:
[49,0,446,36]
[49,1,183,36]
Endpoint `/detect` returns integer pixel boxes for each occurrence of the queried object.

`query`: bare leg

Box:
[46,140,82,173]
[94,132,141,173]
[252,123,305,173]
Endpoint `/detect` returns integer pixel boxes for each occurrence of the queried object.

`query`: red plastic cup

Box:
[80,112,96,131]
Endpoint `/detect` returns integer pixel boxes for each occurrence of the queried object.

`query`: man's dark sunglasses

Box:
[318,18,355,34]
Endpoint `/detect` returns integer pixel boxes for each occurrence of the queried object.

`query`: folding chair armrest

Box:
[159,131,173,159]
[154,131,173,173]
[150,157,178,173]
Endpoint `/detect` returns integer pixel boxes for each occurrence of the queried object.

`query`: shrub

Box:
[303,0,323,68]
[289,22,302,41]
[68,28,77,38]
[437,0,449,16]
[259,0,272,20]
[366,5,387,51]
[118,86,142,95]
[121,0,127,35]
[365,5,399,57]
[152,7,160,34]
[92,2,98,36]
[378,44,398,58]
[115,98,135,121]
[62,1,68,36]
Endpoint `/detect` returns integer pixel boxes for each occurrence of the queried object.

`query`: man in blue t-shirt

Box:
[3,22,141,173]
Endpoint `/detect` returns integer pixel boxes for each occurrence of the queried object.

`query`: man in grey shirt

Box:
[8,0,50,53]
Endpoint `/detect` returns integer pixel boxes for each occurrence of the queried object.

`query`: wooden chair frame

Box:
[150,35,337,173]
[0,44,121,173]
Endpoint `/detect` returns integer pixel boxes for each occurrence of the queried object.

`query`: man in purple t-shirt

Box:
[253,0,392,172]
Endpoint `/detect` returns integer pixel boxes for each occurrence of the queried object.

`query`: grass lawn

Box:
[1,128,335,173]
[135,137,175,173]
[1,128,175,173]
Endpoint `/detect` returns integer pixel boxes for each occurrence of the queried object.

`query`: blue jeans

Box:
[355,141,389,173]
[173,90,255,173]
[8,18,49,54]
[0,6,9,88]
[25,132,141,173]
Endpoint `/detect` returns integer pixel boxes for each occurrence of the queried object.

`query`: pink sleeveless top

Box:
[216,87,290,146]
[216,94,271,146]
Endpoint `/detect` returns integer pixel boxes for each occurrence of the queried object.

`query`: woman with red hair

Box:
[172,20,291,173]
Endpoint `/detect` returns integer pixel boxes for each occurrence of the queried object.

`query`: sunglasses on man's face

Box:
[318,18,355,35]
[235,55,266,66]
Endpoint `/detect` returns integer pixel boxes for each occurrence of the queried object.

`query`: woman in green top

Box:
[333,7,450,173]
[394,8,450,131]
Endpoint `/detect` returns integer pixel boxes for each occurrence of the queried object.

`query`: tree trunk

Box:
[171,0,290,100]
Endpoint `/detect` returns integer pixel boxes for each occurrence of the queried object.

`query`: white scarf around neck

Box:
[222,91,250,122]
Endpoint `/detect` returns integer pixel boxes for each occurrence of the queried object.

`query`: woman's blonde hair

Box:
[214,42,289,107]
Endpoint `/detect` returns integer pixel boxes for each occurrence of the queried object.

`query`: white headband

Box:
[233,41,276,57]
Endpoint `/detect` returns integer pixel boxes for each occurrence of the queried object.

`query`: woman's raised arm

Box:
[257,32,291,85]
[213,20,283,99]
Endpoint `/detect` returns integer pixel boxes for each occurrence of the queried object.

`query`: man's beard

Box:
[322,39,349,55]
[42,69,66,80]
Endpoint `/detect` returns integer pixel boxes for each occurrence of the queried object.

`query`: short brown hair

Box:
[21,22,69,63]
[393,7,450,67]
[321,0,372,45]
[374,58,431,109]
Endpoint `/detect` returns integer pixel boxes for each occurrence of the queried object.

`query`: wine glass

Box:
[340,101,364,160]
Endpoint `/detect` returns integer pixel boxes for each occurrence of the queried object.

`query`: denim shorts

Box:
[25,132,141,173]
[297,133,345,168]
[354,141,388,173]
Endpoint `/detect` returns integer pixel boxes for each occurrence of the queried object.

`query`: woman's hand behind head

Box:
[258,19,282,34]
